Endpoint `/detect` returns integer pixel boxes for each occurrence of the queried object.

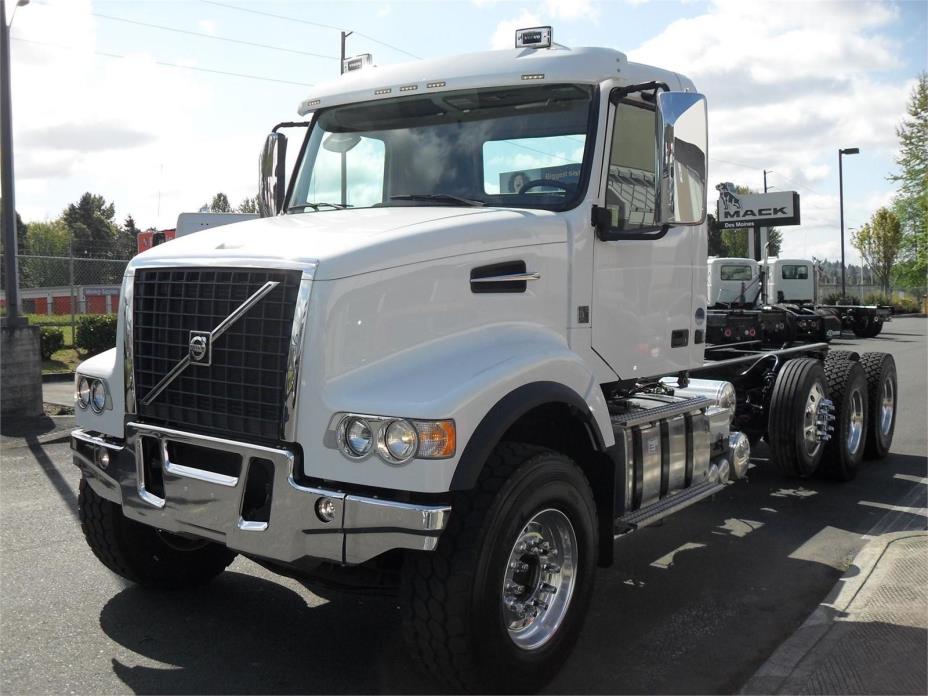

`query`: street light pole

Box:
[1,0,25,324]
[838,147,859,300]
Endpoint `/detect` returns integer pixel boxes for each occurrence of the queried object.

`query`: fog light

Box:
[95,448,110,470]
[315,497,337,523]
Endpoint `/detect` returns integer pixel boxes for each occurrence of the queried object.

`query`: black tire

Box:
[825,350,860,363]
[852,316,873,338]
[868,321,883,337]
[78,478,237,589]
[401,444,598,693]
[860,352,897,460]
[821,360,869,481]
[767,358,829,477]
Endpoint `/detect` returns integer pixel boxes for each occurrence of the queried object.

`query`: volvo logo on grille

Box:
[188,331,211,366]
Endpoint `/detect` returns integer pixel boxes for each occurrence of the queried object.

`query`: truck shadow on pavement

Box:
[98,571,439,694]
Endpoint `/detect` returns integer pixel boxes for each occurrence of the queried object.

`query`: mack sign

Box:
[715,184,801,229]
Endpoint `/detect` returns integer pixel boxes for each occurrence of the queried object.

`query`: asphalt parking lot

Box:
[2,318,926,694]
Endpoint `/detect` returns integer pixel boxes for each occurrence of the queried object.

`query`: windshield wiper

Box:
[287,202,347,212]
[390,193,485,207]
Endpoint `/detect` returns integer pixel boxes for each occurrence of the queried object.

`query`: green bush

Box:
[892,297,920,314]
[39,327,64,360]
[75,314,118,355]
[822,293,856,305]
[863,293,892,306]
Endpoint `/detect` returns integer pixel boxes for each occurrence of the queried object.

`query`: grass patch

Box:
[42,347,82,374]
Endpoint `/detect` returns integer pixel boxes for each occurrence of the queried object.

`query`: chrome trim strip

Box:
[128,421,290,456]
[123,270,136,416]
[139,280,280,407]
[71,429,125,451]
[470,272,541,283]
[237,518,269,532]
[162,461,238,487]
[282,267,316,442]
[134,434,166,509]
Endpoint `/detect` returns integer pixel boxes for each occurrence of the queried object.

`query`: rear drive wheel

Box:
[860,352,897,459]
[78,478,236,588]
[825,350,860,364]
[401,444,597,693]
[821,360,869,481]
[767,358,830,478]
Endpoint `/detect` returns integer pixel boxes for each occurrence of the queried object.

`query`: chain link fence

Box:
[1,253,130,347]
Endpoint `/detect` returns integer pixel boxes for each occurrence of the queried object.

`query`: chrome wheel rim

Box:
[803,382,826,457]
[880,377,895,437]
[501,508,578,651]
[847,389,864,455]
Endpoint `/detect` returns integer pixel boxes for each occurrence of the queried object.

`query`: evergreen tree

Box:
[62,193,119,258]
[888,74,927,289]
[207,192,232,213]
[237,196,259,213]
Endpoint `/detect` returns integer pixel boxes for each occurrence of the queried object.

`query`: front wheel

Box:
[78,478,236,589]
[401,444,598,693]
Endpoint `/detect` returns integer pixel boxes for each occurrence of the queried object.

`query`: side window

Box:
[307,136,385,208]
[781,264,808,280]
[720,265,753,281]
[605,101,657,230]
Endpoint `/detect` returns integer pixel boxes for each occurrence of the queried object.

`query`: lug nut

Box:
[542,562,560,573]
[532,599,549,611]
[540,582,557,594]
[510,560,529,572]
[506,582,525,595]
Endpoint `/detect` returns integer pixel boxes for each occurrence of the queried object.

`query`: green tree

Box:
[62,193,119,258]
[113,215,141,259]
[237,196,259,213]
[20,219,70,289]
[889,73,927,289]
[206,192,232,213]
[852,207,903,294]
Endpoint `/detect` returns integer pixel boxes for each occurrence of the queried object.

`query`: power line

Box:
[200,0,422,60]
[713,157,824,197]
[29,1,338,61]
[11,36,315,87]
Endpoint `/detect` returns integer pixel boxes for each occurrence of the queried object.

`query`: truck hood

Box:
[132,207,567,280]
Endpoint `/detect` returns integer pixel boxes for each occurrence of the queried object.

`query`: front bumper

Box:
[72,423,450,566]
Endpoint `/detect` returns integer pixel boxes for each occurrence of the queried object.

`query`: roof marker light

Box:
[342,53,372,72]
[399,84,418,92]
[426,81,446,89]
[520,73,545,80]
[374,88,392,95]
[515,26,552,49]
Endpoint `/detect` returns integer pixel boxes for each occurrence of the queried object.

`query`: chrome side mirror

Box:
[258,132,288,217]
[655,92,708,226]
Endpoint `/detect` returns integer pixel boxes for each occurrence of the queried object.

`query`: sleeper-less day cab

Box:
[71,28,898,692]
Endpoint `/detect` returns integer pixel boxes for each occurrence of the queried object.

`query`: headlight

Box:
[331,414,456,464]
[339,416,373,458]
[381,419,418,464]
[76,377,91,409]
[90,380,107,413]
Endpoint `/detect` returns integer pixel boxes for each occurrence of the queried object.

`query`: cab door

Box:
[591,96,703,379]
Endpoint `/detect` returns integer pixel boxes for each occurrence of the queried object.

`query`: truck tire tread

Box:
[821,359,868,481]
[767,358,827,478]
[78,478,236,589]
[860,352,896,459]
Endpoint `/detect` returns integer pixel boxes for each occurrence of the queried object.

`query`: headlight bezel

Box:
[330,413,455,465]
[90,379,107,413]
[380,419,419,464]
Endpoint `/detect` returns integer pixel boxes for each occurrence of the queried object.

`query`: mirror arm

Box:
[272,121,310,133]
[609,81,670,105]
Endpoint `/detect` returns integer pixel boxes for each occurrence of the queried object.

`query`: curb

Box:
[42,371,75,383]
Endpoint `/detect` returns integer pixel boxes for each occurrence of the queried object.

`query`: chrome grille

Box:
[133,267,302,441]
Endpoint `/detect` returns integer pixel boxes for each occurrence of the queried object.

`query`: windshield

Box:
[288,83,594,212]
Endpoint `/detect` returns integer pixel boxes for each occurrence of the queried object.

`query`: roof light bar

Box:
[342,53,372,72]
[426,81,446,89]
[515,26,552,49]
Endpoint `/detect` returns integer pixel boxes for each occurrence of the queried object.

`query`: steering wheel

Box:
[518,179,576,195]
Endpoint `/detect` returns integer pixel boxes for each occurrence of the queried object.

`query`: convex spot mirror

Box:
[322,132,361,153]
[656,92,708,226]
[258,132,287,217]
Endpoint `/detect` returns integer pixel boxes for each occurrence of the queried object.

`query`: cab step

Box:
[613,479,724,537]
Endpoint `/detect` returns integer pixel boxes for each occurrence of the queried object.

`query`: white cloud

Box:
[197,19,217,35]
[377,4,392,17]
[544,0,597,20]
[630,0,912,261]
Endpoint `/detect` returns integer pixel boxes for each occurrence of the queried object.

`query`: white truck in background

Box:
[70,29,900,692]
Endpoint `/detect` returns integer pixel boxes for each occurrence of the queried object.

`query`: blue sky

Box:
[8,0,927,263]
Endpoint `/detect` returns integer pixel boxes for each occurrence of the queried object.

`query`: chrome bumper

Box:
[72,423,450,566]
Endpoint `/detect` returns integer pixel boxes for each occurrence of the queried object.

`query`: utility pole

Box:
[339,30,353,208]
[838,147,859,300]
[1,0,24,324]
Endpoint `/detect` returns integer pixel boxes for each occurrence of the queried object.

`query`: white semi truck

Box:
[70,29,899,692]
